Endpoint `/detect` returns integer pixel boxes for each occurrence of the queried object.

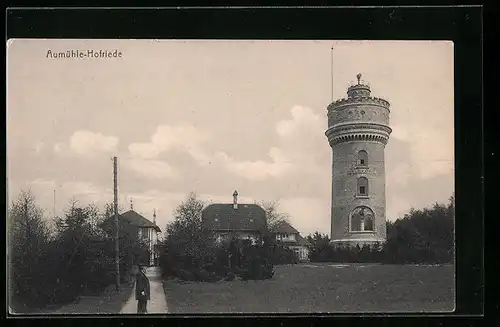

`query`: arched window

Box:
[358,150,368,166]
[350,206,375,232]
[357,177,369,196]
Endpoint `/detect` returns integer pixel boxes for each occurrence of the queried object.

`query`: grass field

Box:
[163,263,455,313]
[29,283,135,315]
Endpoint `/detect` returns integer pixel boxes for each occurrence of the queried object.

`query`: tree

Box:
[382,196,454,264]
[259,200,290,232]
[8,190,52,310]
[306,232,333,262]
[102,202,125,220]
[159,193,218,280]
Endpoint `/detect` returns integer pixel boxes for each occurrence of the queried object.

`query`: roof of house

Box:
[270,220,300,234]
[202,203,267,231]
[104,210,161,233]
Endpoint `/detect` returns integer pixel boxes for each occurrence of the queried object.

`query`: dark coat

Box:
[135,271,151,301]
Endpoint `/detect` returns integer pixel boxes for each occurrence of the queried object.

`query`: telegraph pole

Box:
[113,157,120,291]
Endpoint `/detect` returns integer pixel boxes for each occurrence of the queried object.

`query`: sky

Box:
[6,39,454,237]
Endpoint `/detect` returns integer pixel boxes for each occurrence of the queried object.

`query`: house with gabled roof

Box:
[101,200,162,266]
[202,190,267,245]
[270,220,310,262]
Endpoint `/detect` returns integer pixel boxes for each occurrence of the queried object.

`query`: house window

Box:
[357,177,369,196]
[358,150,368,166]
[350,206,375,232]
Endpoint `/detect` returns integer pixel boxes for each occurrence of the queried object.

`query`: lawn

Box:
[29,283,135,315]
[162,263,455,313]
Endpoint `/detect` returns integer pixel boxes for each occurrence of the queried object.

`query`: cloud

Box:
[216,105,326,180]
[389,124,454,180]
[214,148,293,181]
[53,130,119,157]
[124,124,210,180]
[128,124,209,164]
[276,105,323,138]
[123,158,178,180]
[123,107,326,182]
[70,131,119,155]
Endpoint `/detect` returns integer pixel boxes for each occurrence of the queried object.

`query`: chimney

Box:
[153,208,156,225]
[233,190,238,209]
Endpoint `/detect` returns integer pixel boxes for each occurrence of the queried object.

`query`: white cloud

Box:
[216,105,325,181]
[214,149,293,181]
[53,131,119,157]
[124,108,325,182]
[124,158,178,180]
[70,130,119,156]
[389,126,454,181]
[128,143,160,160]
[276,105,323,138]
[128,124,209,164]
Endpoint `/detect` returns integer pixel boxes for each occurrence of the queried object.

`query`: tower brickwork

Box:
[325,74,391,247]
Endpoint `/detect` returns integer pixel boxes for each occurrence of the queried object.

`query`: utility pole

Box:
[113,157,120,291]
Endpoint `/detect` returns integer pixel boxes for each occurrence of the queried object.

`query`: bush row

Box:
[8,192,146,312]
[306,198,455,264]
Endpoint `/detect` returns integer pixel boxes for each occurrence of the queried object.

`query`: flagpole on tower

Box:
[331,46,334,102]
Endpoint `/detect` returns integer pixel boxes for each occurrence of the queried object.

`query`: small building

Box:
[270,221,310,262]
[101,205,161,267]
[202,190,267,245]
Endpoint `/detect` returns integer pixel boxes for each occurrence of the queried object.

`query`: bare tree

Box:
[259,200,290,232]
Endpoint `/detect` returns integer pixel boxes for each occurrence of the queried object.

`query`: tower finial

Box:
[130,197,133,210]
[357,73,362,84]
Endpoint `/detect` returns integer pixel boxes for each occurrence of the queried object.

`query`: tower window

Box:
[358,150,368,166]
[350,206,375,232]
[357,177,369,196]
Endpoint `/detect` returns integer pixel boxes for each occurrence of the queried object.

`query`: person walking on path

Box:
[132,264,150,314]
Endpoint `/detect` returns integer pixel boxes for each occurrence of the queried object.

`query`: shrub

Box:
[8,192,140,312]
[271,244,299,265]
[225,272,235,281]
[306,196,455,265]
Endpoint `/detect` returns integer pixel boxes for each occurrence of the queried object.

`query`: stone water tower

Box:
[325,74,392,247]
